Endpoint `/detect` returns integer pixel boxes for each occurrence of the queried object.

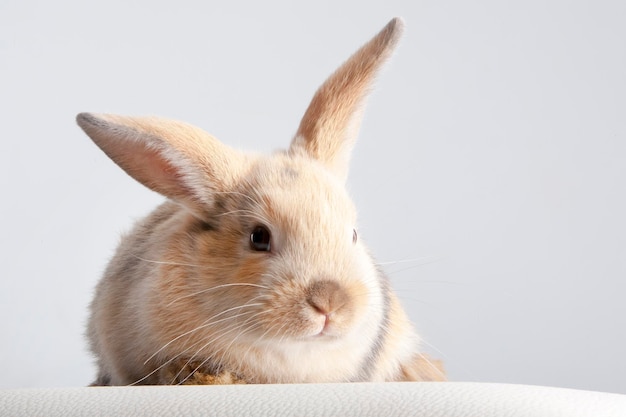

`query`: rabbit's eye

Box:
[250,226,271,252]
[352,229,358,244]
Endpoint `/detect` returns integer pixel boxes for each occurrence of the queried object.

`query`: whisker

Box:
[416,351,447,381]
[170,307,269,379]
[216,209,271,223]
[216,320,267,379]
[235,323,269,375]
[385,264,444,277]
[419,338,449,360]
[209,313,279,383]
[235,320,286,375]
[129,253,200,268]
[164,316,262,385]
[128,342,199,386]
[129,319,241,386]
[212,190,260,206]
[394,295,435,307]
[214,209,274,232]
[165,283,270,307]
[174,313,268,384]
[212,318,270,379]
[142,302,263,365]
[375,256,443,267]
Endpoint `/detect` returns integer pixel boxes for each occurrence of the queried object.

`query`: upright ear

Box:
[289,18,404,181]
[76,113,247,217]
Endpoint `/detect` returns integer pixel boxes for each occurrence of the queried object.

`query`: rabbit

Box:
[78,17,445,386]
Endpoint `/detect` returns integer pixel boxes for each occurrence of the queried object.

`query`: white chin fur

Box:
[244,289,384,382]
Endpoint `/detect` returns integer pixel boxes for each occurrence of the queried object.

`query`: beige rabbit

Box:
[78,17,445,386]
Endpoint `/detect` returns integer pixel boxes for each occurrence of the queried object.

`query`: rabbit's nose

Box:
[306,279,350,315]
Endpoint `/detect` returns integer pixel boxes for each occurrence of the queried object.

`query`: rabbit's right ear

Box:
[76,113,247,216]
[290,18,404,182]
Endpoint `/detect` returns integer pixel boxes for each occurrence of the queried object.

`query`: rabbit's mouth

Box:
[311,329,342,340]
[310,315,341,339]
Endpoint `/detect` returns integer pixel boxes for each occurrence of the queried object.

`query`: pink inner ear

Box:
[103,137,196,203]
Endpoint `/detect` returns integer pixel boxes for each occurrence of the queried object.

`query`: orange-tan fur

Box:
[80,18,446,386]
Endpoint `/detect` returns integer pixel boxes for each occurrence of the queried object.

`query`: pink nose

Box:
[305,279,349,316]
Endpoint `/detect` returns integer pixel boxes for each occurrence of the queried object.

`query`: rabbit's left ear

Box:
[76,113,248,218]
[289,18,404,182]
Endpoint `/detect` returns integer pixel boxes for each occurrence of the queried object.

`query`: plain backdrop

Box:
[1,0,624,393]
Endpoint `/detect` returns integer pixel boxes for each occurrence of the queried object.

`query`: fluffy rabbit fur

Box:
[78,17,444,386]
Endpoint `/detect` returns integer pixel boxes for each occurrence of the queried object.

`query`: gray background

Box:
[1,0,624,393]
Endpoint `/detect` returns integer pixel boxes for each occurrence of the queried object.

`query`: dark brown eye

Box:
[250,226,271,252]
[352,229,358,244]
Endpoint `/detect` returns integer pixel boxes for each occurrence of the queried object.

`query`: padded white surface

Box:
[1,382,625,417]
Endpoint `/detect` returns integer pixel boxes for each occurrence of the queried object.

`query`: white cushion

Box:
[1,382,625,417]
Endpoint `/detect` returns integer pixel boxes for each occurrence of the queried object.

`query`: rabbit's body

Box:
[80,18,445,386]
